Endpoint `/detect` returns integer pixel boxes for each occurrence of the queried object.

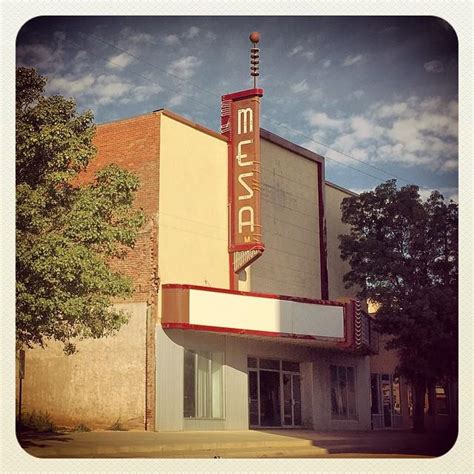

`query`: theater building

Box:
[18,85,378,432]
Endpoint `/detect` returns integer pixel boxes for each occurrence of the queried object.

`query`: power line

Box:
[64,38,217,117]
[82,33,421,188]
[84,33,221,102]
[262,115,416,186]
[65,35,429,189]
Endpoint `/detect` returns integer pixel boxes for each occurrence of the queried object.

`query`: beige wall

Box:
[325,183,358,301]
[158,114,229,291]
[155,327,371,431]
[249,139,321,299]
[20,302,148,430]
[311,351,371,430]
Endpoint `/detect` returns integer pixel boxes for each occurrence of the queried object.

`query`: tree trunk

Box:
[413,379,426,433]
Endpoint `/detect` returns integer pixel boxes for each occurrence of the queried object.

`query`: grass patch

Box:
[107,418,127,431]
[72,423,91,432]
[19,410,57,432]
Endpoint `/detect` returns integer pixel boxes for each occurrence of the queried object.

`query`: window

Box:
[330,365,357,419]
[435,384,449,415]
[184,350,223,419]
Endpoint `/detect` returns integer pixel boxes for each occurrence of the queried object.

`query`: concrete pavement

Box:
[17,428,457,458]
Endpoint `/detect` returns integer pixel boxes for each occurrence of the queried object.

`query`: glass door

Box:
[248,370,259,426]
[248,357,301,428]
[282,373,302,427]
[371,373,402,429]
[380,374,393,427]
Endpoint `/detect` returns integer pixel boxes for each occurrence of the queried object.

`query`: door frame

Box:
[248,357,302,429]
[371,372,403,429]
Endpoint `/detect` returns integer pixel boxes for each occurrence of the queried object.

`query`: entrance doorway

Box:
[371,373,402,429]
[259,370,281,426]
[248,357,302,428]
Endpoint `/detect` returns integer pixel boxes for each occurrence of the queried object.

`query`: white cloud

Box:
[305,111,345,130]
[322,59,331,68]
[94,75,130,105]
[288,45,303,57]
[342,54,365,67]
[288,45,315,61]
[331,134,357,155]
[424,60,444,73]
[302,51,315,61]
[350,116,383,140]
[291,79,309,94]
[304,95,458,173]
[206,31,217,41]
[129,33,154,44]
[49,72,136,106]
[168,94,185,107]
[48,73,95,95]
[418,187,458,203]
[163,34,180,46]
[346,90,365,101]
[106,51,134,69]
[183,26,200,39]
[309,88,323,101]
[167,56,202,79]
[419,96,442,111]
[16,43,65,72]
[375,102,409,118]
[132,84,162,103]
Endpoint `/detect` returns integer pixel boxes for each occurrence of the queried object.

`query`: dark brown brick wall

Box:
[77,112,161,304]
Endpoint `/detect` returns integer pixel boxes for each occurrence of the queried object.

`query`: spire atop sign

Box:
[249,32,260,88]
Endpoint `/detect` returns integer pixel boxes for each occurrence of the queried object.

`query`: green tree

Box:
[16,67,145,354]
[339,180,458,432]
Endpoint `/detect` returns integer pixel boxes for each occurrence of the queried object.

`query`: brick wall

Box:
[77,112,161,305]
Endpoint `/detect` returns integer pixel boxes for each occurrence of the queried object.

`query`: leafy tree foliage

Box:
[16,67,145,354]
[339,180,458,431]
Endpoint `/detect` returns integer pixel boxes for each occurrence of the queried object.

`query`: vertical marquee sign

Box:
[221,88,265,274]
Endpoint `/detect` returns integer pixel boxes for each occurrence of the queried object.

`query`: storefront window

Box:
[392,376,401,414]
[330,365,357,420]
[183,350,223,419]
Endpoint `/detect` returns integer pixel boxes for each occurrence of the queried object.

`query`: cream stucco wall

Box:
[325,183,358,301]
[249,139,321,299]
[158,114,229,290]
[20,302,148,429]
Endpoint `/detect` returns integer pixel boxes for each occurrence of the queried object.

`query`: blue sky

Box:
[16,16,458,200]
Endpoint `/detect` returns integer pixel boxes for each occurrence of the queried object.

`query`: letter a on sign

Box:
[221,88,265,273]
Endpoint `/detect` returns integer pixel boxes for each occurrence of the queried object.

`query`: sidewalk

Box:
[17,428,457,458]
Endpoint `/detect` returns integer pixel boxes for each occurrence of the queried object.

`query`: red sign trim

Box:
[161,322,345,343]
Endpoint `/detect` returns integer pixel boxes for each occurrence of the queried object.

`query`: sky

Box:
[16,16,459,200]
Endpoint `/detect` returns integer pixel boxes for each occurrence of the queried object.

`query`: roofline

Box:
[96,111,156,127]
[96,109,228,143]
[325,180,359,196]
[158,109,228,142]
[260,128,324,165]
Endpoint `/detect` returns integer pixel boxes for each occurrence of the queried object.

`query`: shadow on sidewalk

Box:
[262,429,458,457]
[17,428,73,450]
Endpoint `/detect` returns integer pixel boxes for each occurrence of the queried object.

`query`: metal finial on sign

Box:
[249,32,260,88]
